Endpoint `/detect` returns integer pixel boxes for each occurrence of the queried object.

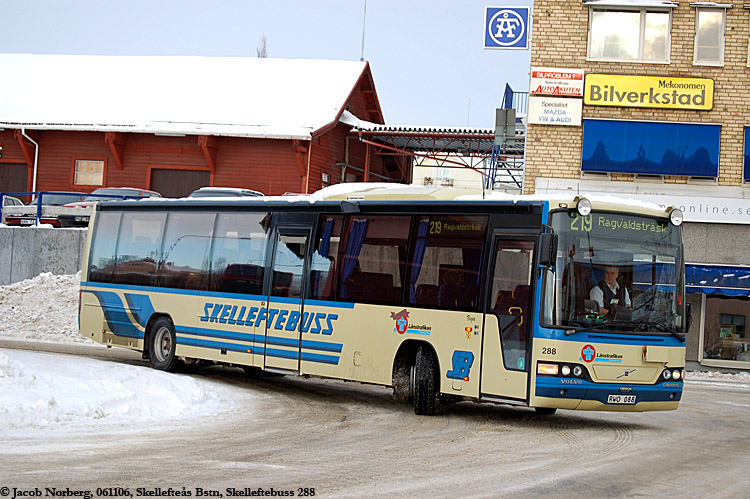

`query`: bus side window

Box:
[338,215,410,306]
[309,216,343,301]
[407,215,488,312]
[88,211,122,283]
[157,212,215,290]
[210,212,270,295]
[114,211,167,287]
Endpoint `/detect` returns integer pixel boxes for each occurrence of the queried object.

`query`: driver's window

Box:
[490,239,534,371]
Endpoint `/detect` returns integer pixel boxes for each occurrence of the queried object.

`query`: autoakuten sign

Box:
[484,6,530,49]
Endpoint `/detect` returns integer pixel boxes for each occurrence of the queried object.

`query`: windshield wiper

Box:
[564,320,685,341]
[640,321,686,342]
[564,323,618,335]
[609,320,686,342]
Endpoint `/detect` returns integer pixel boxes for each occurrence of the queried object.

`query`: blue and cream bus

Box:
[79,185,687,415]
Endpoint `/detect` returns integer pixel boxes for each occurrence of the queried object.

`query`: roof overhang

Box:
[340,109,515,157]
[583,0,679,7]
[352,127,502,156]
[690,2,733,8]
[0,121,313,141]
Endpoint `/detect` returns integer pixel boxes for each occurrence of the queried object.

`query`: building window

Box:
[703,296,750,362]
[744,127,750,181]
[581,119,721,178]
[720,313,745,338]
[693,7,727,66]
[74,160,104,186]
[587,6,672,63]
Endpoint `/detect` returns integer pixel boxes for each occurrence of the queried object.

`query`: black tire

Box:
[148,317,182,372]
[242,366,263,376]
[413,345,439,415]
[534,407,557,415]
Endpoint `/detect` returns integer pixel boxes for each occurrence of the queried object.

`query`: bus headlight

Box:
[576,197,592,216]
[537,362,588,379]
[538,363,559,376]
[672,369,681,380]
[669,208,683,226]
[663,369,672,379]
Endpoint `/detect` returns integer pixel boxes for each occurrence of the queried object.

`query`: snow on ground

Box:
[0,348,244,431]
[0,272,94,344]
[0,273,252,432]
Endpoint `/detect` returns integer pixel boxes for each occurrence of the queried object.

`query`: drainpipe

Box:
[21,128,39,193]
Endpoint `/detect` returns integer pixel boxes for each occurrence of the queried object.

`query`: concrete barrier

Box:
[0,226,87,285]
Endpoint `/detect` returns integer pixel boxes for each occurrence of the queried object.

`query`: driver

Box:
[590,265,631,318]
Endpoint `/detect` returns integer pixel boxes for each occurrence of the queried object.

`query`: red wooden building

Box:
[0,54,408,198]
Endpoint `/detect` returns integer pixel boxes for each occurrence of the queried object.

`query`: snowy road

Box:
[1,340,749,498]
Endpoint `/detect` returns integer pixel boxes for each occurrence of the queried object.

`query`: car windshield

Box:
[84,189,141,201]
[542,210,685,335]
[189,190,244,197]
[36,193,86,205]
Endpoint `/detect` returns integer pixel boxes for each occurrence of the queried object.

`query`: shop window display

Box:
[703,296,750,362]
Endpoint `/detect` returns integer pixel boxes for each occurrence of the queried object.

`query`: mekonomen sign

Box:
[584,74,714,111]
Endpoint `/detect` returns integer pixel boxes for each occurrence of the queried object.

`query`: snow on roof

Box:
[0,54,369,140]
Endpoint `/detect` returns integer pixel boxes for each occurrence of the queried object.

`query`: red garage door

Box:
[0,163,28,196]
[150,169,210,198]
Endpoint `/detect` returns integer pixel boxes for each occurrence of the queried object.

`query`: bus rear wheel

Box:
[148,317,182,373]
[413,346,438,416]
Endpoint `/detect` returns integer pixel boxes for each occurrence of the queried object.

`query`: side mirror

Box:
[686,302,692,332]
[538,232,558,267]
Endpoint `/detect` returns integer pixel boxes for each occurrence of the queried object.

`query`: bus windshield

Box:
[544,210,684,334]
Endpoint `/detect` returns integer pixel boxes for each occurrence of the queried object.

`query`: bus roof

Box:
[98,183,674,219]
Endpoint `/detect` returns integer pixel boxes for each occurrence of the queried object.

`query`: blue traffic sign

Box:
[484,6,530,50]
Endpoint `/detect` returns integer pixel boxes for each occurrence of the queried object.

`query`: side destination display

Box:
[584,74,714,111]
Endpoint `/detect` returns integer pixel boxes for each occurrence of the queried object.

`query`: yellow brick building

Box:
[526,0,750,370]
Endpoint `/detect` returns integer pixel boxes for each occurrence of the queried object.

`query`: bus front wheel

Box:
[148,317,182,373]
[413,346,438,416]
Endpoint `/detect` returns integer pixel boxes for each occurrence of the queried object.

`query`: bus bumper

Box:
[533,378,683,412]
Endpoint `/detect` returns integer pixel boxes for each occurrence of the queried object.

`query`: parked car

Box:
[3,195,23,207]
[3,192,87,227]
[64,187,162,207]
[1,195,24,224]
[187,186,264,198]
[59,187,162,227]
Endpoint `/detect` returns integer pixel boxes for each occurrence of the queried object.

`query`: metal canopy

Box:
[349,123,526,191]
[350,124,523,157]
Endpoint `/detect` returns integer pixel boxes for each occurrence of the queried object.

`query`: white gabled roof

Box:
[0,54,369,140]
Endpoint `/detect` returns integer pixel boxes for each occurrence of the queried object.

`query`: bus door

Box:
[480,236,536,402]
[264,228,310,373]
